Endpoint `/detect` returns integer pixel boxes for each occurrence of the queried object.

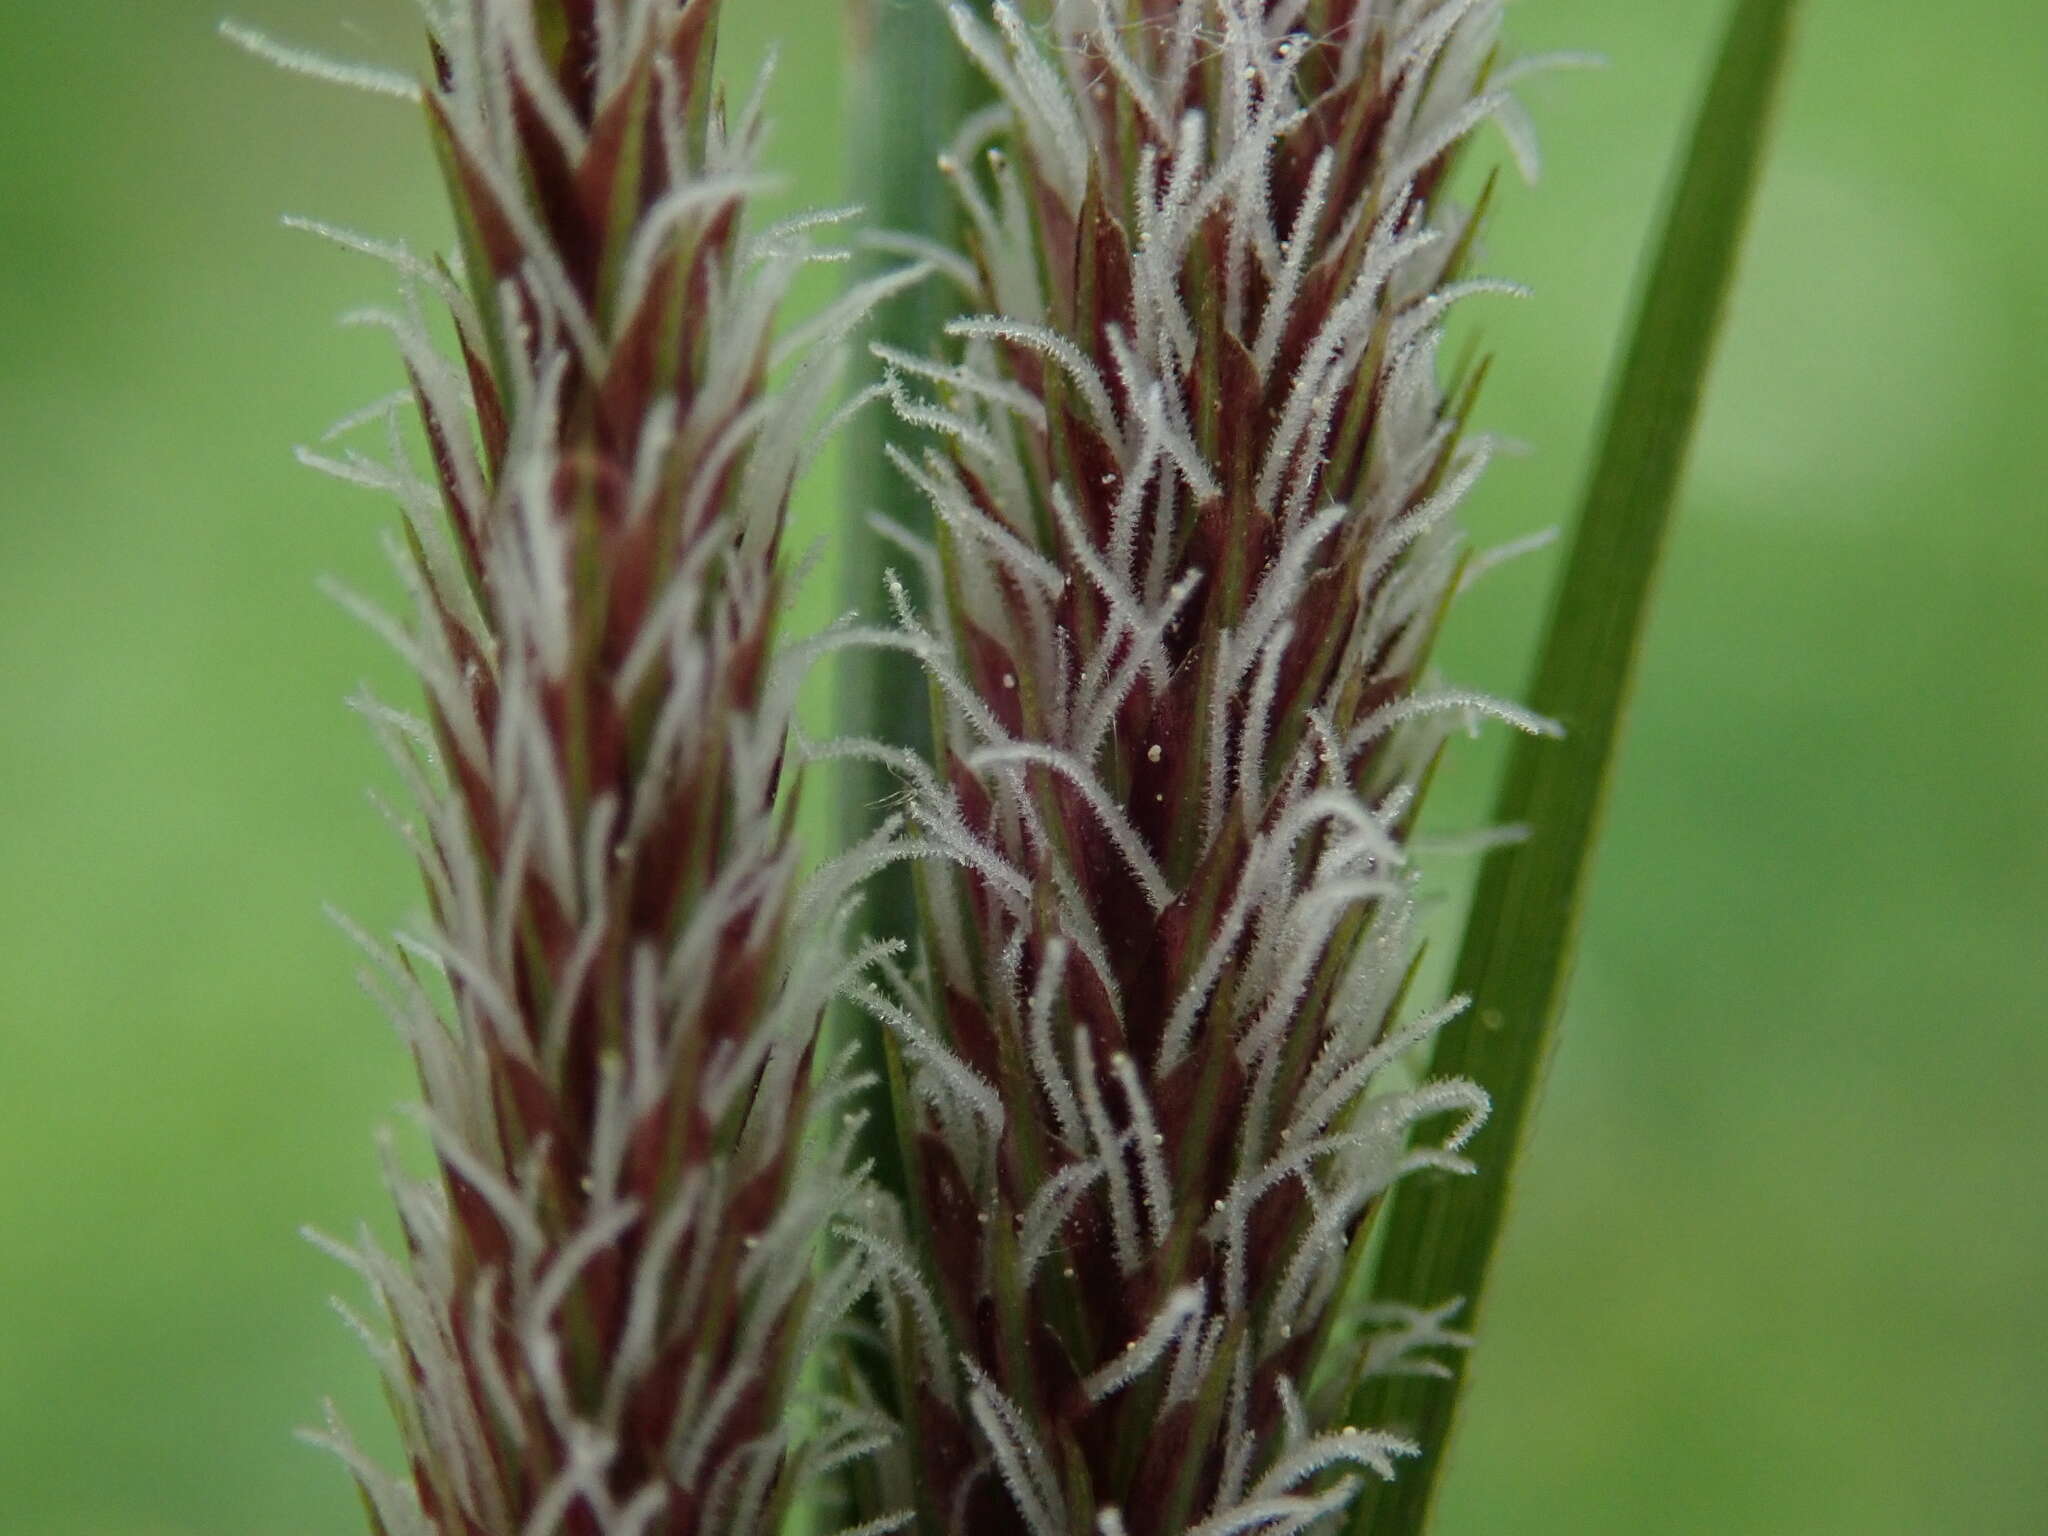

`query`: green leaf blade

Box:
[830,0,992,1200]
[1344,2,1803,1530]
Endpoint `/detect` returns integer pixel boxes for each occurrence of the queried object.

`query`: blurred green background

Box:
[2,0,2042,1531]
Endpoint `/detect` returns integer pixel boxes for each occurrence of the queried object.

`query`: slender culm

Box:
[290,3,899,1529]
[850,3,1569,1530]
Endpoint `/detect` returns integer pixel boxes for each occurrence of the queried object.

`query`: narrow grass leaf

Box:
[1344,3,1803,1530]
[829,0,996,1205]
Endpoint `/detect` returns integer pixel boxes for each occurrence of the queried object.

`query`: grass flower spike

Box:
[281,2,898,1528]
[853,3,1572,1529]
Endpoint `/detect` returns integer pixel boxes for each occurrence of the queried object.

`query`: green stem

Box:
[831,0,991,1197]
[1342,2,1801,1530]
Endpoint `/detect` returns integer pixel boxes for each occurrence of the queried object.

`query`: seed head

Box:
[855,3,1570,1530]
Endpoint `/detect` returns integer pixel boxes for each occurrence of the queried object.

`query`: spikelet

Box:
[854,4,1570,1530]
[283,3,897,1529]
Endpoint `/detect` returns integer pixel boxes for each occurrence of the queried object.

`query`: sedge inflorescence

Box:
[246,1,1574,1532]
[844,3,1564,1531]
[281,2,916,1530]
